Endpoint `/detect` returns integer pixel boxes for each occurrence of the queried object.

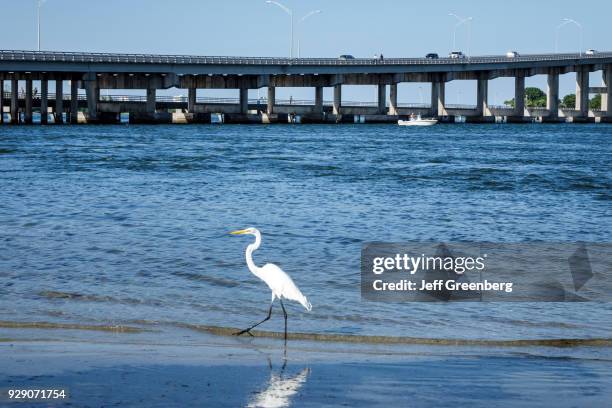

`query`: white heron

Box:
[230,227,312,341]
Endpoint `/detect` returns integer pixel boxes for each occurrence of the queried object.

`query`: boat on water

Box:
[398,114,438,126]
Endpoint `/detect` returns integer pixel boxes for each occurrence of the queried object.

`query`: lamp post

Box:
[266,1,321,59]
[296,10,321,58]
[555,18,583,56]
[265,1,294,58]
[449,12,472,56]
[37,0,47,51]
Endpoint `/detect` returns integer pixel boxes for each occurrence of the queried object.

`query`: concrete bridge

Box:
[1,49,611,124]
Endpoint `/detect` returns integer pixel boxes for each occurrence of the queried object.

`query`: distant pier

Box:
[0,50,610,124]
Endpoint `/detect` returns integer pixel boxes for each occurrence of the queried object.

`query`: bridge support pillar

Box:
[431,82,439,117]
[514,76,525,115]
[70,79,79,124]
[239,88,248,114]
[10,78,19,124]
[603,65,612,121]
[40,78,48,125]
[25,78,33,124]
[377,84,386,114]
[314,86,323,113]
[188,88,196,113]
[146,88,156,114]
[389,83,398,115]
[575,67,590,120]
[85,75,99,122]
[55,80,64,124]
[507,75,527,123]
[0,80,4,124]
[333,85,341,115]
[267,86,275,115]
[545,71,560,122]
[474,77,493,122]
[431,81,446,118]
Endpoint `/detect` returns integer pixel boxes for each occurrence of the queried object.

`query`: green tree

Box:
[525,87,546,107]
[589,94,601,110]
[504,87,547,108]
[560,94,576,108]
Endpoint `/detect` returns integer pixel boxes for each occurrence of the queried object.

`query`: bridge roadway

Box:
[0,50,610,124]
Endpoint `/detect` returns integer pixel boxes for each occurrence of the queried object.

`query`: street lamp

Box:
[555,18,583,56]
[296,10,321,58]
[37,0,47,51]
[449,12,472,55]
[265,1,294,58]
[265,1,321,59]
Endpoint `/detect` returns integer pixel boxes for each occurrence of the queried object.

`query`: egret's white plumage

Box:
[231,227,311,340]
[258,263,312,311]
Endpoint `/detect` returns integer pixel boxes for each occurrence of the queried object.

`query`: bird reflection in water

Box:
[247,353,310,408]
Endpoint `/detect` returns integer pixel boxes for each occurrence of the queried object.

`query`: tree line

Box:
[504,87,602,109]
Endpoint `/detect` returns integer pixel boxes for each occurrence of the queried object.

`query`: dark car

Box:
[425,53,439,59]
[338,54,355,60]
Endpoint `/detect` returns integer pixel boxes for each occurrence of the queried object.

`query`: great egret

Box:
[230,227,312,341]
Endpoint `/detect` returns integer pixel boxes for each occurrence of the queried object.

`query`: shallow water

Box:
[1,333,612,408]
[4,353,612,407]
[0,124,611,342]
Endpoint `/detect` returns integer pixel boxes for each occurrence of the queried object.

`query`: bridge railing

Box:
[1,50,611,66]
[2,91,89,101]
[0,92,405,107]
[0,92,596,113]
[397,102,430,108]
[441,104,476,110]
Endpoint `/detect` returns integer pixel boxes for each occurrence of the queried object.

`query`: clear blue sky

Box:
[2,0,610,103]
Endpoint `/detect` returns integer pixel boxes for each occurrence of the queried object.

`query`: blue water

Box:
[1,124,611,340]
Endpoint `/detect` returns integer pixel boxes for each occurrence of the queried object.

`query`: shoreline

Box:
[2,319,612,348]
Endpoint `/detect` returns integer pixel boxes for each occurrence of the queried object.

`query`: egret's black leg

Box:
[280,299,288,342]
[234,303,273,336]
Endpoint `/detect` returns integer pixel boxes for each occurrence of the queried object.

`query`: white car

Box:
[506,51,520,58]
[585,49,597,55]
[449,51,465,59]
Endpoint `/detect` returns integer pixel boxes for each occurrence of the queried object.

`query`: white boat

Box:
[398,114,438,126]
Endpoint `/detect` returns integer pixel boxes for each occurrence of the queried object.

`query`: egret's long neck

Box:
[245,231,262,276]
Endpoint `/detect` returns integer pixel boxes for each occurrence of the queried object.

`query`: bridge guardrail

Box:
[1,50,611,67]
[0,92,598,113]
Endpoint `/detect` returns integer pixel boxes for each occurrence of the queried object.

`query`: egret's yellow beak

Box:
[230,229,249,235]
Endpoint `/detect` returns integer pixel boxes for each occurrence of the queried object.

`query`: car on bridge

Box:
[425,53,439,59]
[586,49,598,55]
[338,55,355,60]
[506,51,520,58]
[449,51,465,59]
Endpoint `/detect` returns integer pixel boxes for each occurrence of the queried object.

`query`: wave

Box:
[177,323,612,348]
[170,271,241,288]
[2,319,611,347]
[38,290,161,306]
[0,320,146,333]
